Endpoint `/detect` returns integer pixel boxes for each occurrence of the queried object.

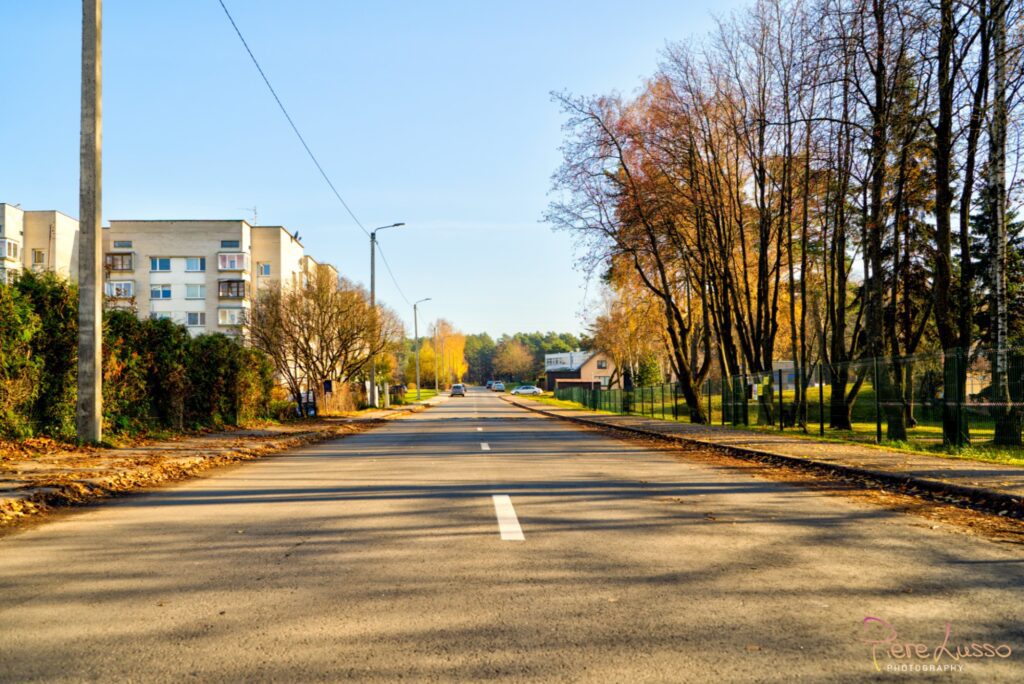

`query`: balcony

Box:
[218,279,247,299]
[0,238,20,262]
[217,253,248,272]
[104,280,135,299]
[104,252,134,272]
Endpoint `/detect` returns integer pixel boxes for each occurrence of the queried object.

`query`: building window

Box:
[150,257,171,272]
[151,312,173,321]
[218,280,246,298]
[105,253,133,271]
[220,239,240,249]
[185,257,206,272]
[104,281,134,298]
[218,308,242,326]
[150,284,172,299]
[218,253,246,271]
[32,249,45,267]
[186,312,206,327]
[597,359,608,370]
[257,262,271,276]
[185,283,206,299]
[113,240,132,248]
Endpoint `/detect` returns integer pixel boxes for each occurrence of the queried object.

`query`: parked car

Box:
[492,382,505,392]
[511,385,543,396]
[451,383,466,397]
[485,381,494,389]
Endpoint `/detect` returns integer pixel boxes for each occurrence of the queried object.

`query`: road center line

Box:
[492,495,525,541]
[480,442,490,451]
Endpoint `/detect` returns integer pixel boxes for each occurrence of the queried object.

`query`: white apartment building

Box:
[103,219,313,336]
[0,203,80,284]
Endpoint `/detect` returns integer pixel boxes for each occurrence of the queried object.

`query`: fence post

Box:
[873,355,882,444]
[956,347,965,448]
[721,377,727,425]
[778,368,784,432]
[707,379,712,425]
[743,373,750,426]
[661,385,666,420]
[673,383,679,420]
[818,362,825,436]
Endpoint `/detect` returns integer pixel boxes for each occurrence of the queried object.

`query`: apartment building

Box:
[301,254,339,287]
[0,203,80,284]
[103,219,311,335]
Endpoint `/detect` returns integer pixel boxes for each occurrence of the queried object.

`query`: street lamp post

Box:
[369,222,404,408]
[413,297,431,401]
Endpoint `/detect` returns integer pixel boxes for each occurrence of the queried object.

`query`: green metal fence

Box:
[553,348,1024,448]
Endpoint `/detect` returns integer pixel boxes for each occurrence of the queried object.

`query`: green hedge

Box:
[0,272,275,439]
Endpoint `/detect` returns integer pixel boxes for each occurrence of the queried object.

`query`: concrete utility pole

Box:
[413,298,431,401]
[368,223,403,408]
[77,0,102,443]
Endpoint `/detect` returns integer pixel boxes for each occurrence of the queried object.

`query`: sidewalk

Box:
[0,395,447,528]
[504,396,1024,516]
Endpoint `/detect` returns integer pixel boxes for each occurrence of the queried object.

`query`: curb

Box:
[501,396,1024,519]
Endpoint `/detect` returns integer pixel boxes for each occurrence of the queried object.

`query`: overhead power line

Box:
[216,0,368,237]
[375,241,412,306]
[216,0,414,307]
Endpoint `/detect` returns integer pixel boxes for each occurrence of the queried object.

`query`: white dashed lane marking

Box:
[492,495,525,541]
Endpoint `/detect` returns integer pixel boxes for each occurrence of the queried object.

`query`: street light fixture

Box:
[369,222,405,408]
[413,298,432,401]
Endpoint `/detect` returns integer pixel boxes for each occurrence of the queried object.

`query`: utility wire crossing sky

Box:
[0,0,746,336]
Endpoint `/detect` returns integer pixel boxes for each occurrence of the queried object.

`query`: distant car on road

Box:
[485,381,494,389]
[492,382,505,392]
[511,385,542,396]
[450,384,466,397]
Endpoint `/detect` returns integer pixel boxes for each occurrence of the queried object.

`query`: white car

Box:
[511,385,543,396]
[492,382,505,392]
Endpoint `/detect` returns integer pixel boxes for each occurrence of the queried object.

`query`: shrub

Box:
[142,317,190,430]
[236,346,273,423]
[0,283,41,438]
[1,277,276,437]
[269,399,298,421]
[102,310,150,433]
[14,272,78,438]
[184,334,238,427]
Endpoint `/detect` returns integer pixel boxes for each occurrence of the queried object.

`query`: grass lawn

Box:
[404,388,438,402]
[527,394,618,415]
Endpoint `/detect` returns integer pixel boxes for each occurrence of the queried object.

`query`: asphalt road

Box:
[1,388,1022,682]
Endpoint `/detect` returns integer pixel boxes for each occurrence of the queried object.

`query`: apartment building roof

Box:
[108,219,253,226]
[252,224,303,247]
[0,204,78,221]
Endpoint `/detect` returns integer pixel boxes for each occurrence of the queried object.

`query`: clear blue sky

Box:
[0,0,744,338]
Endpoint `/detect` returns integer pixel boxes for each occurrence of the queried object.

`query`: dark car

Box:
[485,381,494,389]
